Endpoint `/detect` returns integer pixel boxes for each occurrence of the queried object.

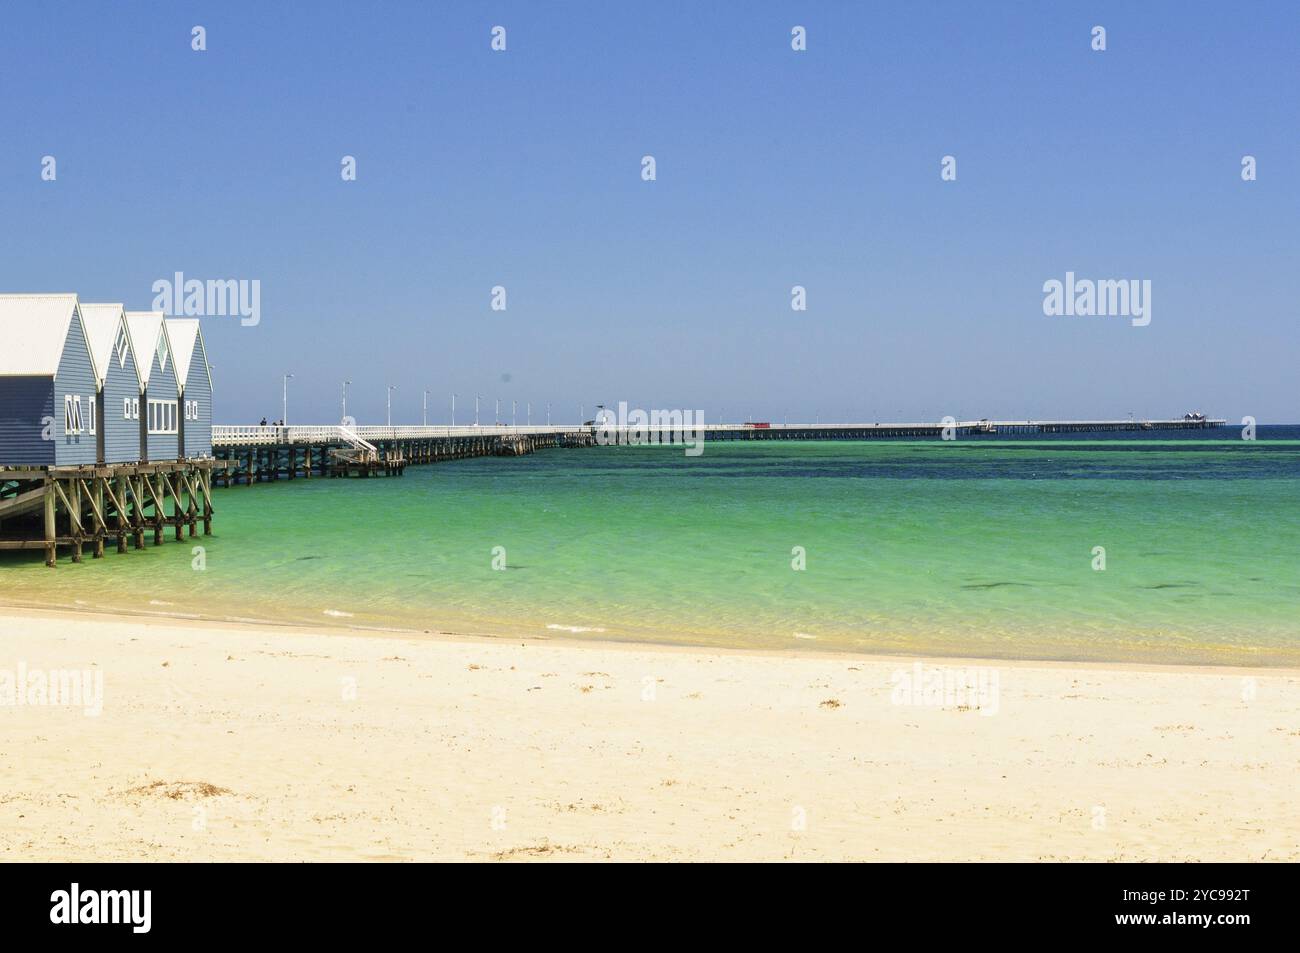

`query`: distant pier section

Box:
[700,418,1229,439]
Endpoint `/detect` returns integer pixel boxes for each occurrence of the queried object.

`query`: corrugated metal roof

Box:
[123,311,167,386]
[0,293,82,377]
[80,302,132,389]
[164,318,209,394]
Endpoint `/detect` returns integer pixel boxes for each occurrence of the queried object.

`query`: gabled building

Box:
[165,318,213,458]
[0,294,98,466]
[124,311,179,462]
[80,303,144,464]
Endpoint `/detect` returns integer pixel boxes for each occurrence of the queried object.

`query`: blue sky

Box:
[2,1,1296,424]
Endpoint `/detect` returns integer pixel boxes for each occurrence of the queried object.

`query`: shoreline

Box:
[1,598,1296,673]
[3,604,1297,861]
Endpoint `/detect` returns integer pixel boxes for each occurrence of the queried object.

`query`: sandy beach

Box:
[1,605,1296,862]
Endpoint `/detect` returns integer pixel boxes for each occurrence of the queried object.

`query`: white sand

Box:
[1,606,1296,861]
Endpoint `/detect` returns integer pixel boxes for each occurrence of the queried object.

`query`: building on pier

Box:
[0,294,98,466]
[166,318,213,458]
[80,302,145,464]
[124,311,180,462]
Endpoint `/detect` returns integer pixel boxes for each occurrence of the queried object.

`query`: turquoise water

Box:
[4,434,1299,665]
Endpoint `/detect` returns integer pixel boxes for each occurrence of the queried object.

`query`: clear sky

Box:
[2,1,1296,424]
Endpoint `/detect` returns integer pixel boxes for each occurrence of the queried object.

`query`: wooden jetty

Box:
[211,425,596,485]
[0,459,228,567]
[206,417,1230,486]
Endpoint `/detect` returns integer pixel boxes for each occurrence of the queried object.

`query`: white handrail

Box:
[211,423,594,447]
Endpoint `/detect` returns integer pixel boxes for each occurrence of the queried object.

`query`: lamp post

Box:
[341,379,351,423]
[546,403,551,426]
[526,402,531,426]
[512,400,517,427]
[386,384,397,427]
[475,395,481,427]
[282,373,293,425]
[422,389,429,427]
[494,398,500,425]
[451,393,456,427]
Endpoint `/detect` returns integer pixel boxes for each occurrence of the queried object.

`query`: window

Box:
[116,330,129,368]
[88,395,96,435]
[132,397,140,420]
[147,399,178,435]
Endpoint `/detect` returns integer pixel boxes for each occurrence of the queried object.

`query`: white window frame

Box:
[147,398,179,435]
[64,395,75,434]
[133,397,140,420]
[88,395,96,435]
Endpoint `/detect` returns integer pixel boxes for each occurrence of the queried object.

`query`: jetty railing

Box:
[214,418,1228,447]
[212,424,592,446]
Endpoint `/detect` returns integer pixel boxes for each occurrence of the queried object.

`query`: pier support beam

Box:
[43,480,56,567]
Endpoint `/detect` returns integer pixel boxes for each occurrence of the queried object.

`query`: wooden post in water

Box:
[152,473,164,546]
[129,475,144,549]
[87,477,105,558]
[202,467,213,535]
[187,468,199,537]
[169,472,183,541]
[69,477,82,563]
[43,479,56,567]
[114,475,129,553]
